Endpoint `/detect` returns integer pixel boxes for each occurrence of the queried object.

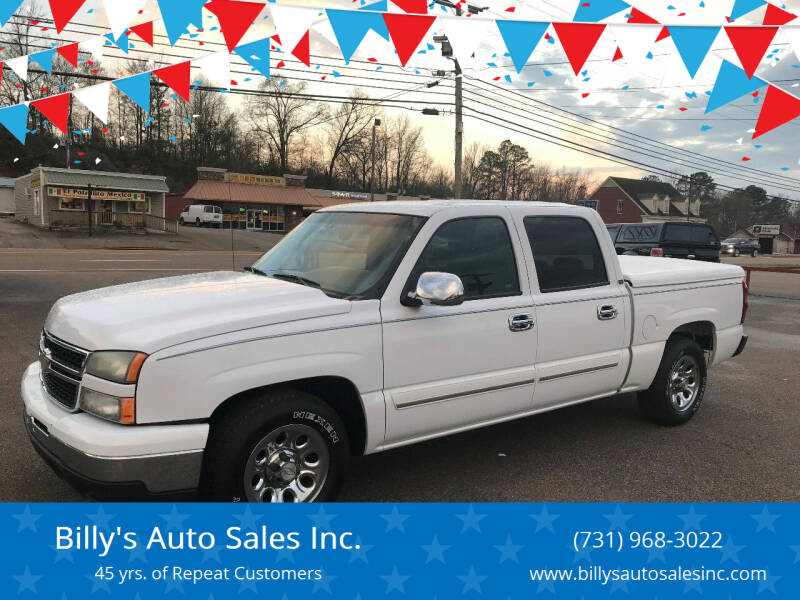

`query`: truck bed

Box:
[618,256,745,288]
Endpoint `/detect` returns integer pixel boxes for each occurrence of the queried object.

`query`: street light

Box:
[370,118,381,202]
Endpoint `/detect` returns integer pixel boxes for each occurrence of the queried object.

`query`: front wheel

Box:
[201,388,349,502]
[733,249,740,257]
[638,338,707,426]
[752,249,759,257]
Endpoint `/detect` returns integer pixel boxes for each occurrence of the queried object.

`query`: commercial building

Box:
[587,176,705,224]
[14,167,170,230]
[726,223,800,254]
[0,177,14,215]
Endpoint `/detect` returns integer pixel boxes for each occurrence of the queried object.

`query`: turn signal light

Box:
[120,397,136,424]
[125,353,148,383]
[650,247,664,257]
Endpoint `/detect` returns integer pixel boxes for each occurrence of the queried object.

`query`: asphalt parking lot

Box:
[1,248,798,502]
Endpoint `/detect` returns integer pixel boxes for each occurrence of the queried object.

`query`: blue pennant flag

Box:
[30,49,56,74]
[495,20,549,74]
[234,38,271,79]
[573,0,629,22]
[158,0,207,45]
[114,72,151,113]
[326,9,389,63]
[668,26,720,79]
[729,0,767,21]
[706,60,767,113]
[359,0,388,11]
[1,0,23,26]
[0,103,29,144]
[105,32,130,54]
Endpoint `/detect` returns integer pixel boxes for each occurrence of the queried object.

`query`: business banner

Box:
[3,503,796,598]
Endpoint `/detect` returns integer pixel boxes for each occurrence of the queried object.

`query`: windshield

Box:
[251,211,425,299]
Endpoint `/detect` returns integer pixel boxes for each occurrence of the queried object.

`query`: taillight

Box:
[741,280,749,324]
[650,247,664,257]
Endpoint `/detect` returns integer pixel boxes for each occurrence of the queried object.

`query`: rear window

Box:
[664,224,718,244]
[620,224,661,242]
[606,225,620,240]
[691,225,718,244]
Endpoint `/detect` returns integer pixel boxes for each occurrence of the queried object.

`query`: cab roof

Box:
[320,199,573,217]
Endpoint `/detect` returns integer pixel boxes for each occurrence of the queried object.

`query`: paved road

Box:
[1,249,798,502]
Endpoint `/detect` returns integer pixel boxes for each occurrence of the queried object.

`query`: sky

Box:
[5,0,800,205]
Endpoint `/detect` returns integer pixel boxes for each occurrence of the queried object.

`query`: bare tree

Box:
[322,92,375,185]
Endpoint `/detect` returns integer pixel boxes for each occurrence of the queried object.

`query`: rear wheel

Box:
[733,248,740,257]
[179,217,184,226]
[752,249,758,257]
[195,217,201,227]
[638,338,707,426]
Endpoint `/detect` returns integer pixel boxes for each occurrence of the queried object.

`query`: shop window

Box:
[59,197,85,211]
[129,199,149,213]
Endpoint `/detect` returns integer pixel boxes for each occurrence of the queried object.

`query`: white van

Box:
[179,205,223,227]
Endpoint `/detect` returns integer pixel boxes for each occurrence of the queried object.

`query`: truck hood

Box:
[619,256,745,288]
[44,271,351,353]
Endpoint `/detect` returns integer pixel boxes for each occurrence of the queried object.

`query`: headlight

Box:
[79,388,135,424]
[84,351,147,384]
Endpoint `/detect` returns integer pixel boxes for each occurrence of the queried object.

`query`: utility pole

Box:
[370,118,381,201]
[66,95,73,169]
[87,184,93,237]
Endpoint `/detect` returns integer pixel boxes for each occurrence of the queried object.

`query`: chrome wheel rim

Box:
[243,424,329,502]
[668,355,699,411]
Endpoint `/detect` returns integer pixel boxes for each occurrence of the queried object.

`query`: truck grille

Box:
[39,331,88,411]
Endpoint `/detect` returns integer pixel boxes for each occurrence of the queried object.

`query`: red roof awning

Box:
[184,180,318,207]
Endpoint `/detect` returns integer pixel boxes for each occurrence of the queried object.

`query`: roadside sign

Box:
[753,225,780,235]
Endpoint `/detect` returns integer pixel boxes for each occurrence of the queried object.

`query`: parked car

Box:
[607,222,721,262]
[721,237,760,257]
[23,202,747,501]
[179,204,222,227]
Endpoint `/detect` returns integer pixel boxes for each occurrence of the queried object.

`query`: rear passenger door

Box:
[510,209,630,410]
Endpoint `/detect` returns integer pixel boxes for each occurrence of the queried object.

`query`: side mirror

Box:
[410,272,465,306]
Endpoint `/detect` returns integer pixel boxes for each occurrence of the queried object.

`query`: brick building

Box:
[588,176,705,224]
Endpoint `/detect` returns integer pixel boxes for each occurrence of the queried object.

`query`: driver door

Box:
[379,207,537,448]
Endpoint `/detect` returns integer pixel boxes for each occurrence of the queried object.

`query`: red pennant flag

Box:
[552,23,606,76]
[655,26,671,41]
[154,61,191,102]
[627,8,659,24]
[391,0,428,14]
[56,43,79,67]
[612,47,623,62]
[725,26,778,79]
[205,0,266,52]
[763,4,797,25]
[49,0,86,34]
[753,85,800,138]
[32,93,71,134]
[292,30,311,67]
[383,13,437,67]
[130,21,154,46]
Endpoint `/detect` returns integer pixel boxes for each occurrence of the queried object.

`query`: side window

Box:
[691,225,716,244]
[616,199,624,214]
[410,217,520,300]
[621,224,659,242]
[204,206,213,213]
[524,216,609,293]
[665,223,693,242]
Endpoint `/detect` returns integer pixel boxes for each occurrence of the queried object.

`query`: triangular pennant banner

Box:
[81,37,105,61]
[383,13,436,67]
[269,5,319,53]
[154,61,191,102]
[327,8,389,63]
[102,0,147,39]
[7,55,29,81]
[552,23,606,76]
[73,82,111,124]
[234,37,270,79]
[105,31,130,54]
[49,0,86,34]
[32,93,70,134]
[390,0,427,14]
[129,21,155,46]
[0,103,29,143]
[30,49,56,74]
[495,20,549,74]
[705,60,767,113]
[725,26,778,79]
[754,84,800,138]
[56,43,80,67]
[158,0,207,45]
[205,0,266,52]
[627,7,658,24]
[291,30,311,67]
[668,26,720,79]
[194,50,231,88]
[573,0,629,22]
[763,4,797,25]
[114,72,151,112]
[655,26,670,41]
[730,0,766,21]
[437,15,494,69]
[360,0,388,12]
[1,0,23,27]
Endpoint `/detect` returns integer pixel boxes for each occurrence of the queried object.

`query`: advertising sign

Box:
[229,173,283,186]
[332,191,369,200]
[47,187,146,201]
[577,199,598,210]
[752,225,781,236]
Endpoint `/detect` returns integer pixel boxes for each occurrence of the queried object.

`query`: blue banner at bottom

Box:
[2,503,797,598]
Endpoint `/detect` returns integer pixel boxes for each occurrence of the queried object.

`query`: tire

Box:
[195,218,201,227]
[638,338,707,426]
[201,388,350,502]
[179,217,184,226]
[752,249,758,257]
[733,249,740,257]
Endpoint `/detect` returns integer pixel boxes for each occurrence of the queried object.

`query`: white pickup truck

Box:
[22,201,748,502]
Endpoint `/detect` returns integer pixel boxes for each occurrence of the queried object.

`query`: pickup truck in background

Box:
[607,222,722,262]
[22,201,748,502]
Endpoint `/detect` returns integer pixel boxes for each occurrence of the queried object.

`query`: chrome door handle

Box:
[597,305,618,320]
[509,313,534,332]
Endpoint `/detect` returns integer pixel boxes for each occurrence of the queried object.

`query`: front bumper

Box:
[21,362,208,496]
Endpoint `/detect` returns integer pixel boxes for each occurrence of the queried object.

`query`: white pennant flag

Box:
[438,16,494,70]
[73,82,112,124]
[7,55,29,81]
[780,26,800,63]
[103,0,148,39]
[269,5,320,52]
[81,36,105,61]
[609,24,661,77]
[194,51,231,89]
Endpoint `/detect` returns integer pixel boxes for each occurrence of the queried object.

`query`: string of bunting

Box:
[2,0,800,145]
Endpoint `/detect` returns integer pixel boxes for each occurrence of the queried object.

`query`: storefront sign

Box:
[229,173,283,186]
[332,191,369,200]
[577,199,598,210]
[752,224,780,236]
[31,176,41,188]
[47,187,146,201]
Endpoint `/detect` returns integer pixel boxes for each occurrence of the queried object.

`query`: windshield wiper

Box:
[244,266,269,277]
[269,272,322,289]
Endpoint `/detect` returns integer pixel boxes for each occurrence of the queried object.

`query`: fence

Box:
[48,210,177,233]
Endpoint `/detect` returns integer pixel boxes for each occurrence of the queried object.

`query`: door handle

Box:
[597,305,618,320]
[509,313,534,332]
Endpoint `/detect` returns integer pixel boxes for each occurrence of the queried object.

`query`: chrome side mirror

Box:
[414,272,464,306]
